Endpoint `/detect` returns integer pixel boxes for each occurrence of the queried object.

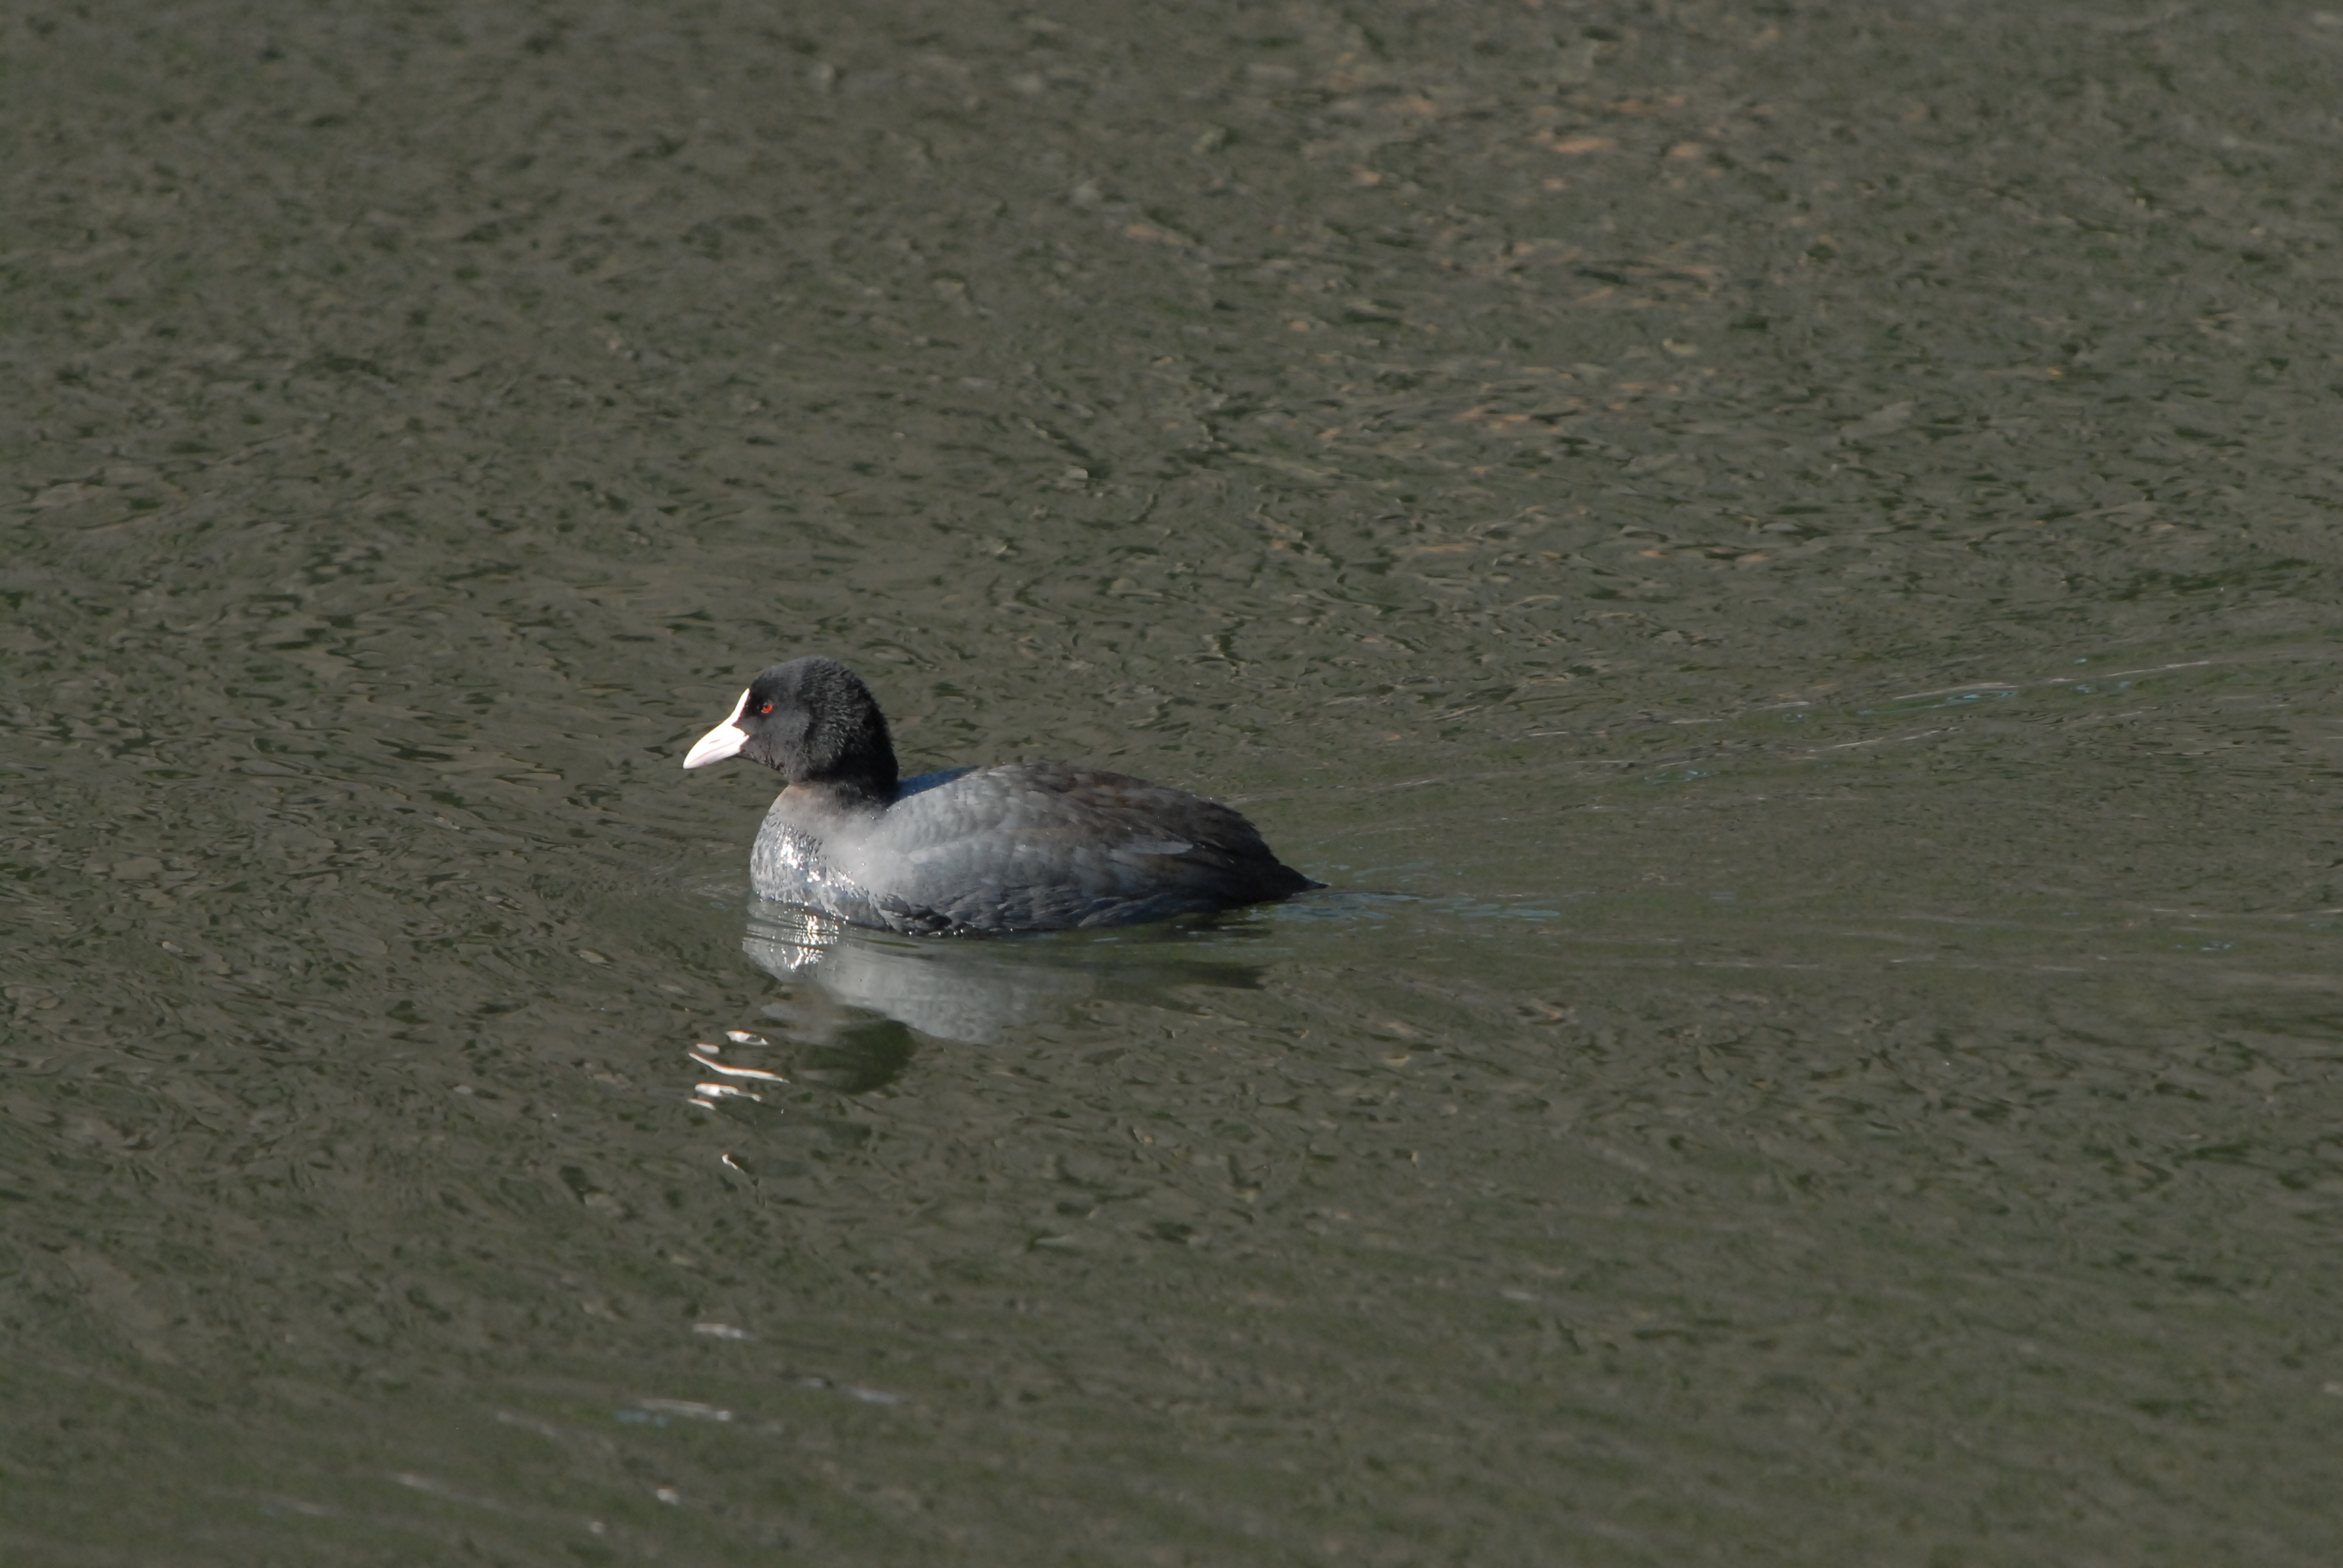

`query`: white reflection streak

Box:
[635,1397,734,1422]
[686,1045,788,1108]
[687,1050,788,1083]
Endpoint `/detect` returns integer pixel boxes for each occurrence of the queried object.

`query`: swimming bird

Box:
[683,657,1317,934]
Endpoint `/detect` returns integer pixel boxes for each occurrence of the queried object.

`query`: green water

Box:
[6,2,2342,1562]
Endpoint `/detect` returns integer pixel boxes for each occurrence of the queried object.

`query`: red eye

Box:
[759,702,773,714]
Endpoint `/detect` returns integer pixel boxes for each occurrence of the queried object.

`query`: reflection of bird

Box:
[684,657,1317,934]
[741,905,1092,1045]
[739,904,1276,1047]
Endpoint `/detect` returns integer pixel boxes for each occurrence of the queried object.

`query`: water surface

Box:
[6,2,2342,1563]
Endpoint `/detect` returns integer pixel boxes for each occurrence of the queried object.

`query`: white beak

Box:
[683,688,752,769]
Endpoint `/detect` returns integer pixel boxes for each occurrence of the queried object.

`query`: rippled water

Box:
[7,2,2342,1562]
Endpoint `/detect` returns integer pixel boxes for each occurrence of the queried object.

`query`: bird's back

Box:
[754,762,1314,933]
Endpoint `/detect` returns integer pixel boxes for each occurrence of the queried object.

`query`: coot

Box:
[683,657,1317,934]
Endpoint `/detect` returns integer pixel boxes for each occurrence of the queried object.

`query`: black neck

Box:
[788,667,897,806]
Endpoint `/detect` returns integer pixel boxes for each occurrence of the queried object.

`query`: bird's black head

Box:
[683,657,899,804]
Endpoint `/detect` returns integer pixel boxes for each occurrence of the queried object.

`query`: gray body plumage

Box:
[749,763,1313,935]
